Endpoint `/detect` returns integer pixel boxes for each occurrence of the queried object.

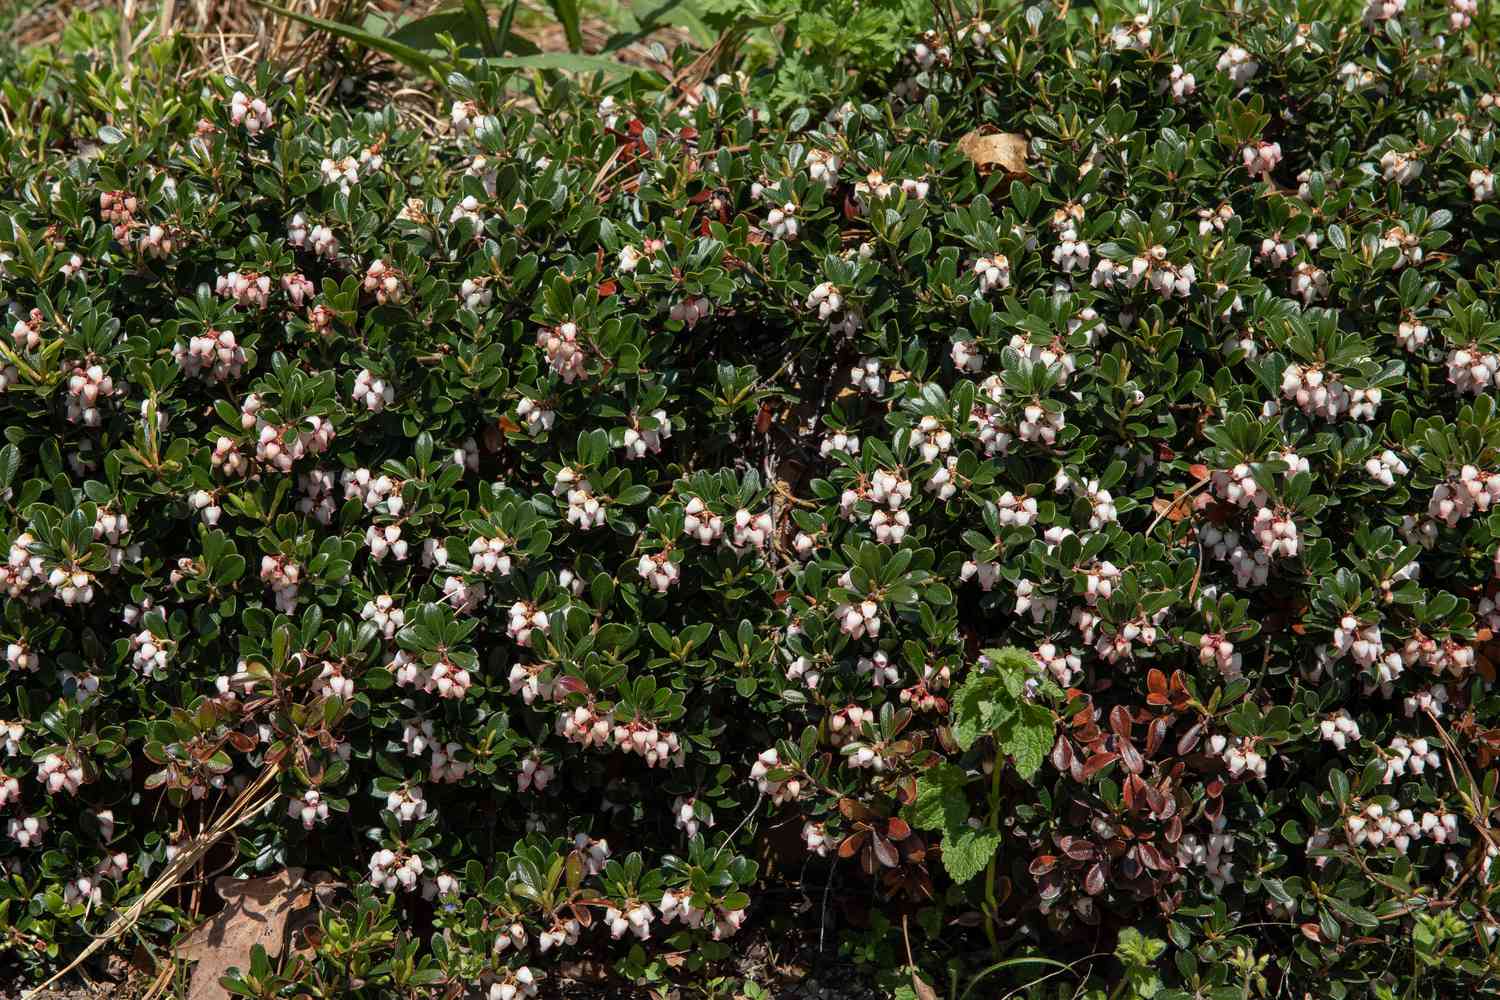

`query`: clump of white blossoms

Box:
[1382,735,1440,783]
[507,601,551,647]
[288,789,330,829]
[139,223,176,259]
[368,848,424,891]
[174,329,244,382]
[730,508,774,552]
[849,356,886,394]
[681,496,724,544]
[669,296,712,328]
[1365,449,1409,487]
[1380,148,1423,185]
[1279,362,1378,421]
[516,396,556,434]
[1217,45,1259,86]
[352,369,395,413]
[1198,632,1242,679]
[130,629,170,677]
[1122,245,1196,299]
[229,91,273,133]
[835,595,883,639]
[1241,140,1283,176]
[1052,227,1090,273]
[1364,0,1407,26]
[1378,225,1423,269]
[538,322,587,383]
[1252,507,1300,558]
[1109,13,1153,50]
[1445,343,1500,394]
[621,409,671,459]
[1207,732,1268,780]
[807,148,840,187]
[637,551,679,592]
[1319,711,1361,751]
[1177,820,1237,891]
[365,524,408,561]
[216,270,272,309]
[362,260,406,305]
[258,555,302,612]
[1162,64,1196,103]
[972,255,1011,294]
[1017,401,1065,445]
[1396,319,1429,353]
[1469,167,1494,202]
[38,752,84,795]
[361,595,405,638]
[807,282,860,336]
[487,967,539,1000]
[749,747,801,804]
[8,814,47,848]
[517,753,554,792]
[5,641,37,673]
[1290,260,1330,304]
[765,202,798,240]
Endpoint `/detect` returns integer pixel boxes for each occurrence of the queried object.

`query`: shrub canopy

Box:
[3,2,1500,998]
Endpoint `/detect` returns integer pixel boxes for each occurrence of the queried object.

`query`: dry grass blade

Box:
[23,762,282,1000]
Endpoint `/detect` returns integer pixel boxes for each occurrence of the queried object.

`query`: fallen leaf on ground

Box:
[175,868,334,1000]
[956,131,1029,175]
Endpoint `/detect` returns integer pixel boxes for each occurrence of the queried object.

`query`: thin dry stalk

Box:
[23,761,283,1000]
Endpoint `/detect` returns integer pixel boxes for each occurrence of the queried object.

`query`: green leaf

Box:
[476,52,665,81]
[950,673,1000,751]
[462,0,501,56]
[908,763,968,831]
[251,1,443,73]
[941,825,1001,884]
[999,702,1053,781]
[543,0,584,52]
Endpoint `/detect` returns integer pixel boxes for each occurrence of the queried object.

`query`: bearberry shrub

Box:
[3,1,1500,998]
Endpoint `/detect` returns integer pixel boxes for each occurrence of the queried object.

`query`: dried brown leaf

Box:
[956,131,1029,175]
[176,868,328,1000]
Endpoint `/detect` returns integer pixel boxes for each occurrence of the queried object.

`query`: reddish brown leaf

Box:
[1060,837,1098,862]
[839,797,875,822]
[1176,722,1203,756]
[1051,736,1074,773]
[837,832,866,859]
[1146,718,1167,756]
[1082,752,1119,779]
[756,403,774,433]
[1084,862,1106,896]
[1138,842,1170,871]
